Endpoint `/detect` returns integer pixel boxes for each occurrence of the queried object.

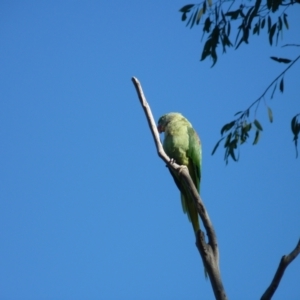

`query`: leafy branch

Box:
[211,54,300,163]
[179,0,299,66]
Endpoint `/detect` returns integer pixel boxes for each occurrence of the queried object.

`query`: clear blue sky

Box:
[0,1,299,299]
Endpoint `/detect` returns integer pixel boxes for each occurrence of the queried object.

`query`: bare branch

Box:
[131,76,227,300]
[261,239,300,300]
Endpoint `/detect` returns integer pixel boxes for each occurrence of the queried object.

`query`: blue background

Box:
[0,1,299,299]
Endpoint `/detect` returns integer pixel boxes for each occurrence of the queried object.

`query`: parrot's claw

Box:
[178,165,188,175]
[169,158,176,164]
[166,158,176,168]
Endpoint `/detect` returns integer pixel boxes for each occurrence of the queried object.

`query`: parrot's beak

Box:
[157,125,163,133]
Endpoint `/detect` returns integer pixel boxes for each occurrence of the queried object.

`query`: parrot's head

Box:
[157,113,183,133]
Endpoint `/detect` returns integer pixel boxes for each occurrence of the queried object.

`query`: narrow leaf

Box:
[268,107,273,123]
[225,9,240,20]
[224,133,232,148]
[190,9,198,28]
[211,137,225,155]
[253,23,259,35]
[203,17,212,33]
[227,22,231,36]
[179,4,194,12]
[244,123,252,132]
[270,57,292,63]
[208,0,213,7]
[253,130,260,145]
[279,77,284,93]
[182,12,187,21]
[278,16,282,31]
[186,11,194,27]
[234,111,243,116]
[283,13,289,29]
[229,148,237,161]
[268,16,271,32]
[203,1,207,14]
[291,114,299,135]
[261,18,265,29]
[196,8,204,25]
[269,23,276,45]
[254,119,263,131]
[221,121,235,135]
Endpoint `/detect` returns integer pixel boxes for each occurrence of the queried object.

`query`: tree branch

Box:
[212,54,300,163]
[261,239,300,300]
[131,76,227,300]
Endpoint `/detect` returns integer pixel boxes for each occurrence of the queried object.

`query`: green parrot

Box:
[157,113,202,234]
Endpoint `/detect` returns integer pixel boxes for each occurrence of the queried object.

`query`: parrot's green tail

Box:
[180,193,200,233]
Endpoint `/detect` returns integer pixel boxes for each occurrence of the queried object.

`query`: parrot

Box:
[157,112,202,234]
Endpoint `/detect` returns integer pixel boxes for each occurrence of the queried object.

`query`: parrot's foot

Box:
[166,158,176,167]
[169,158,176,164]
[178,165,188,175]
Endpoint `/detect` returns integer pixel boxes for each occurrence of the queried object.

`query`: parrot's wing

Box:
[167,168,188,214]
[187,127,201,192]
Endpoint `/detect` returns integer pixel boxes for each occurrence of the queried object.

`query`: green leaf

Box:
[243,122,252,132]
[208,0,213,7]
[291,114,299,135]
[271,0,282,12]
[291,114,300,158]
[229,147,237,161]
[225,9,240,20]
[182,12,187,21]
[268,107,273,123]
[234,111,243,116]
[270,57,292,64]
[211,137,225,155]
[275,17,282,46]
[186,11,194,27]
[278,16,282,31]
[269,23,276,45]
[190,9,198,28]
[253,23,259,35]
[229,137,238,149]
[179,4,194,12]
[224,132,232,148]
[221,121,235,135]
[254,119,263,131]
[221,9,226,23]
[196,8,204,25]
[227,22,231,36]
[203,1,207,14]
[203,17,212,33]
[253,130,260,145]
[279,77,284,93]
[261,18,265,29]
[283,13,289,29]
[268,16,271,32]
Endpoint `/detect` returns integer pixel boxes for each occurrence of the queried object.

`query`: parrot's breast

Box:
[163,125,189,166]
